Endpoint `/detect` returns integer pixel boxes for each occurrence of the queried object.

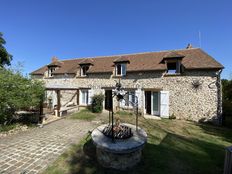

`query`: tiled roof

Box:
[30,48,224,75]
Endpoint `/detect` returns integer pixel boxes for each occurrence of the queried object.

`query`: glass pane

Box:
[117,64,121,75]
[122,64,126,75]
[153,92,159,112]
[82,90,88,104]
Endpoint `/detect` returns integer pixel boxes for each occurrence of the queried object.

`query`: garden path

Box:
[0,118,95,174]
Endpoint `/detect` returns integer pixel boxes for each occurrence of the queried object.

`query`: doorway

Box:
[105,90,113,110]
[145,91,160,116]
[145,91,151,114]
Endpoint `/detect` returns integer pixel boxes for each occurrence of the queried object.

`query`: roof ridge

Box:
[60,47,200,62]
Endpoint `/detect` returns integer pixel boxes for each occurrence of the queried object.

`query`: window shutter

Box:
[76,90,79,105]
[88,89,93,105]
[120,98,126,108]
[160,91,169,118]
[135,89,142,108]
[122,64,126,76]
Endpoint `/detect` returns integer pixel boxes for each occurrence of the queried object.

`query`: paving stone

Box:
[0,118,93,173]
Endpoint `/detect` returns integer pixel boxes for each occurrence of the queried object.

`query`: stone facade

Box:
[35,69,221,123]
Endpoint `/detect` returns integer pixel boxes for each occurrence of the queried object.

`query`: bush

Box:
[91,93,104,113]
[169,113,176,119]
[0,68,45,124]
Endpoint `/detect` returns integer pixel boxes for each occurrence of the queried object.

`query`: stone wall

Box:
[33,69,221,122]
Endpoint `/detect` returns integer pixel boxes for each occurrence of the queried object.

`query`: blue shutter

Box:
[122,64,126,76]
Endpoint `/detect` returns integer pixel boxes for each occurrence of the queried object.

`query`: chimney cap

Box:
[52,56,59,62]
[186,43,193,49]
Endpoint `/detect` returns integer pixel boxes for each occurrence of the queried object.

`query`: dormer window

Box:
[167,61,181,74]
[48,67,56,77]
[47,57,61,78]
[80,65,89,76]
[113,56,130,77]
[79,59,93,77]
[115,63,126,76]
[162,52,184,75]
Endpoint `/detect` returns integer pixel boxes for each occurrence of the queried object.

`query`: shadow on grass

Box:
[196,122,232,143]
[65,131,225,174]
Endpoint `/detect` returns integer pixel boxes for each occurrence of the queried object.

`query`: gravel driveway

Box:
[0,118,95,174]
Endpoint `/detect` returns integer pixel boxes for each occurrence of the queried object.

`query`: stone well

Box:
[91,123,147,170]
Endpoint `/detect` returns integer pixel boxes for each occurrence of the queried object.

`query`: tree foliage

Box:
[222,79,232,117]
[0,68,45,124]
[0,32,12,67]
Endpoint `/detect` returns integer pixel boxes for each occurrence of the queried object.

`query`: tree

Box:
[222,79,232,127]
[0,68,45,124]
[0,32,12,67]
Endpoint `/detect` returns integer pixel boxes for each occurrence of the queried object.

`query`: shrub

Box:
[91,93,104,113]
[0,68,45,124]
[169,113,176,119]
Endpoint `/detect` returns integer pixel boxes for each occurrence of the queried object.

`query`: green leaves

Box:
[0,32,12,67]
[0,68,45,124]
[91,93,104,113]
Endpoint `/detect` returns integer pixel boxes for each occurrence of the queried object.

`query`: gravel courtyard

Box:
[0,118,95,174]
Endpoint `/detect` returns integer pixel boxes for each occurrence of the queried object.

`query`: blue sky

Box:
[1,0,232,79]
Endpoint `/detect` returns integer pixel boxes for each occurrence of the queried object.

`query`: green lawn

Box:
[44,111,232,174]
[69,109,96,121]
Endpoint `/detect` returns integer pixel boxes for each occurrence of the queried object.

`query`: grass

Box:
[116,110,133,116]
[44,111,232,174]
[0,123,18,132]
[69,109,96,121]
[0,122,36,133]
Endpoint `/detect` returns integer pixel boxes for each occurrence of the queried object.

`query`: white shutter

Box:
[160,91,169,118]
[88,89,93,105]
[120,98,126,108]
[135,89,142,108]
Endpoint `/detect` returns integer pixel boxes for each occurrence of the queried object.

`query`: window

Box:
[81,66,89,76]
[121,91,135,108]
[167,61,180,74]
[116,64,126,76]
[125,91,135,107]
[81,90,88,105]
[48,67,56,77]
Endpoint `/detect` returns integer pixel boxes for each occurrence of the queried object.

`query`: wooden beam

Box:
[46,88,79,91]
[76,90,79,105]
[56,90,61,117]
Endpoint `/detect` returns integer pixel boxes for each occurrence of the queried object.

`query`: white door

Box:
[151,91,160,116]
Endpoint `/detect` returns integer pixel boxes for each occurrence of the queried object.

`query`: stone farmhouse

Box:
[31,45,224,123]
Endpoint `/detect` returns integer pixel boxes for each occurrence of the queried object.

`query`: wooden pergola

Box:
[45,86,79,116]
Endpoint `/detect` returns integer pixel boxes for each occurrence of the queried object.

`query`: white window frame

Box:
[48,67,56,77]
[166,60,181,74]
[80,89,89,105]
[80,65,89,77]
[115,63,126,76]
[125,91,135,107]
[151,91,160,116]
[120,90,135,108]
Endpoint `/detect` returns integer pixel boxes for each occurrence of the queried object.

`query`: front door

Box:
[105,90,112,110]
[151,91,160,116]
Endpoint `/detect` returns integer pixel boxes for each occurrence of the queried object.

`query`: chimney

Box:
[186,43,193,49]
[51,56,59,62]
